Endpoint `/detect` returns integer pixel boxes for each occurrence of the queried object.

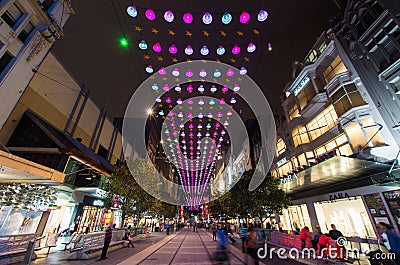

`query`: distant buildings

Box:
[271,0,400,238]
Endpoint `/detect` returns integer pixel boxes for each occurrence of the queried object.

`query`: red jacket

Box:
[299,228,310,240]
[318,234,330,246]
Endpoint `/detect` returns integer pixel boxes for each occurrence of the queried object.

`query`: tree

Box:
[209,169,290,224]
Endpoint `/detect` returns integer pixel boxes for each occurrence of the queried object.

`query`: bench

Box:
[61,232,82,251]
[0,234,41,265]
[68,230,126,260]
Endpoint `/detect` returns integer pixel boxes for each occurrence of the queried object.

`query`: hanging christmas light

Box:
[202,12,212,24]
[187,84,194,92]
[258,10,268,22]
[221,85,229,93]
[214,69,221,78]
[146,65,154,73]
[145,9,156,20]
[175,85,182,92]
[199,69,207,77]
[239,11,250,23]
[230,97,237,104]
[221,12,232,24]
[172,68,180,77]
[152,83,159,91]
[176,98,183,104]
[216,46,225,56]
[226,68,234,77]
[209,99,215,105]
[186,69,193,77]
[232,45,241,55]
[153,43,162,53]
[166,97,172,104]
[163,84,170,91]
[233,84,240,92]
[138,40,147,50]
[200,46,209,56]
[164,10,174,22]
[268,42,272,51]
[210,85,217,93]
[169,44,178,54]
[127,6,138,17]
[220,98,225,104]
[185,45,194,56]
[198,85,205,92]
[247,43,256,53]
[158,67,166,75]
[239,67,247,75]
[183,12,193,24]
[156,97,161,102]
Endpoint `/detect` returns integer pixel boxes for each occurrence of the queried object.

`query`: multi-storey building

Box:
[270,0,400,240]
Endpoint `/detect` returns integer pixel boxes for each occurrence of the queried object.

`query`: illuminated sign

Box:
[93,200,104,207]
[280,173,298,185]
[276,157,287,167]
[293,76,310,96]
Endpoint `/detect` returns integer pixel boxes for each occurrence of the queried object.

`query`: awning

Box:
[280,156,397,200]
[0,150,65,184]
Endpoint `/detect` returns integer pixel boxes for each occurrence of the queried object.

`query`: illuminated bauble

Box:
[152,83,159,91]
[198,85,205,92]
[210,85,217,93]
[127,6,138,17]
[163,84,170,91]
[230,97,237,104]
[239,11,250,23]
[226,68,234,77]
[220,98,225,104]
[209,99,215,105]
[217,112,223,118]
[183,12,193,24]
[145,9,156,20]
[247,43,256,53]
[153,43,162,53]
[221,85,229,93]
[202,12,212,24]
[178,112,184,118]
[166,97,172,104]
[233,84,240,92]
[169,44,178,54]
[188,113,193,119]
[198,99,205,105]
[156,97,161,103]
[176,98,183,104]
[172,68,180,77]
[198,113,204,118]
[158,67,166,75]
[227,110,232,116]
[146,65,153,73]
[199,69,207,77]
[175,85,181,92]
[200,46,209,56]
[138,40,147,50]
[232,45,241,55]
[216,46,225,56]
[224,121,229,126]
[208,113,213,118]
[187,99,193,105]
[239,67,247,75]
[159,110,164,115]
[186,69,193,77]
[187,84,194,92]
[221,12,232,24]
[268,42,272,51]
[185,45,193,55]
[214,69,221,78]
[164,10,174,22]
[168,112,174,117]
[258,10,268,22]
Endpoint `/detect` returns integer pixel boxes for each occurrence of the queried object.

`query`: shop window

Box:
[1,2,24,29]
[319,42,327,54]
[306,151,314,159]
[0,51,14,76]
[297,153,307,167]
[275,138,286,157]
[316,146,326,156]
[306,105,338,141]
[280,205,312,232]
[297,82,316,110]
[292,125,309,147]
[314,77,325,93]
[305,49,318,63]
[323,56,348,84]
[345,121,368,150]
[17,21,34,43]
[97,145,108,159]
[338,144,353,156]
[288,104,299,120]
[331,84,366,117]
[291,157,299,169]
[361,117,386,147]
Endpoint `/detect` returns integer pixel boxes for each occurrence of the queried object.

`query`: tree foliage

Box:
[209,169,290,223]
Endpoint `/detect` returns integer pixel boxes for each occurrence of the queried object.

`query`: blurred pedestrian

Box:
[246,227,259,265]
[212,223,217,241]
[100,223,112,260]
[377,222,400,265]
[241,224,248,253]
[300,226,311,250]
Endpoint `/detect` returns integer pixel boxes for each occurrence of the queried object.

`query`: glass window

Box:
[276,138,286,157]
[18,22,34,43]
[323,56,348,83]
[297,153,307,167]
[288,104,299,120]
[297,82,316,110]
[338,143,353,156]
[0,51,14,76]
[1,3,23,28]
[306,105,338,141]
[319,42,327,54]
[331,84,366,116]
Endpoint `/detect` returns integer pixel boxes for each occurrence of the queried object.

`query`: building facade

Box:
[271,0,400,240]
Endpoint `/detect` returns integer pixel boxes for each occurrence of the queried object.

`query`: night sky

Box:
[53,0,342,119]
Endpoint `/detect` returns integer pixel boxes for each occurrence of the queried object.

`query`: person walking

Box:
[246,227,259,265]
[300,226,311,250]
[328,224,344,260]
[241,224,249,253]
[212,223,217,241]
[100,224,113,260]
[166,222,170,235]
[377,222,400,265]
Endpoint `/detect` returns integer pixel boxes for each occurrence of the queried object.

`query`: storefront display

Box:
[383,190,400,230]
[314,196,376,238]
[75,196,105,233]
[280,204,311,231]
[0,209,43,235]
[363,193,392,227]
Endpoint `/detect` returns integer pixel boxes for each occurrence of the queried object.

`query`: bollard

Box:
[22,240,35,265]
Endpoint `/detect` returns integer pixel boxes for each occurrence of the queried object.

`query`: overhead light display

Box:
[202,12,213,25]
[214,69,221,77]
[216,46,225,56]
[239,67,247,75]
[186,70,194,78]
[239,11,250,24]
[158,67,166,75]
[200,46,210,56]
[145,9,156,20]
[153,43,162,53]
[127,6,138,18]
[232,45,241,55]
[199,69,207,77]
[226,68,235,77]
[233,84,240,92]
[172,68,180,77]
[119,37,128,48]
[183,12,193,24]
[221,12,232,24]
[257,10,268,22]
[164,10,174,22]
[185,45,194,56]
[138,40,147,50]
[152,83,158,91]
[169,44,178,54]
[146,65,153,73]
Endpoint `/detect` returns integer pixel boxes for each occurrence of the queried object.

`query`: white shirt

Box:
[382,232,391,251]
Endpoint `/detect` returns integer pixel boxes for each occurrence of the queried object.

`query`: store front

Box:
[74,195,105,233]
[280,204,312,232]
[314,196,375,238]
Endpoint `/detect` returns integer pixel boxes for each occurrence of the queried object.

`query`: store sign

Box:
[329,192,350,201]
[276,157,287,167]
[384,192,400,200]
[280,173,298,184]
[93,200,104,207]
[293,76,310,96]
